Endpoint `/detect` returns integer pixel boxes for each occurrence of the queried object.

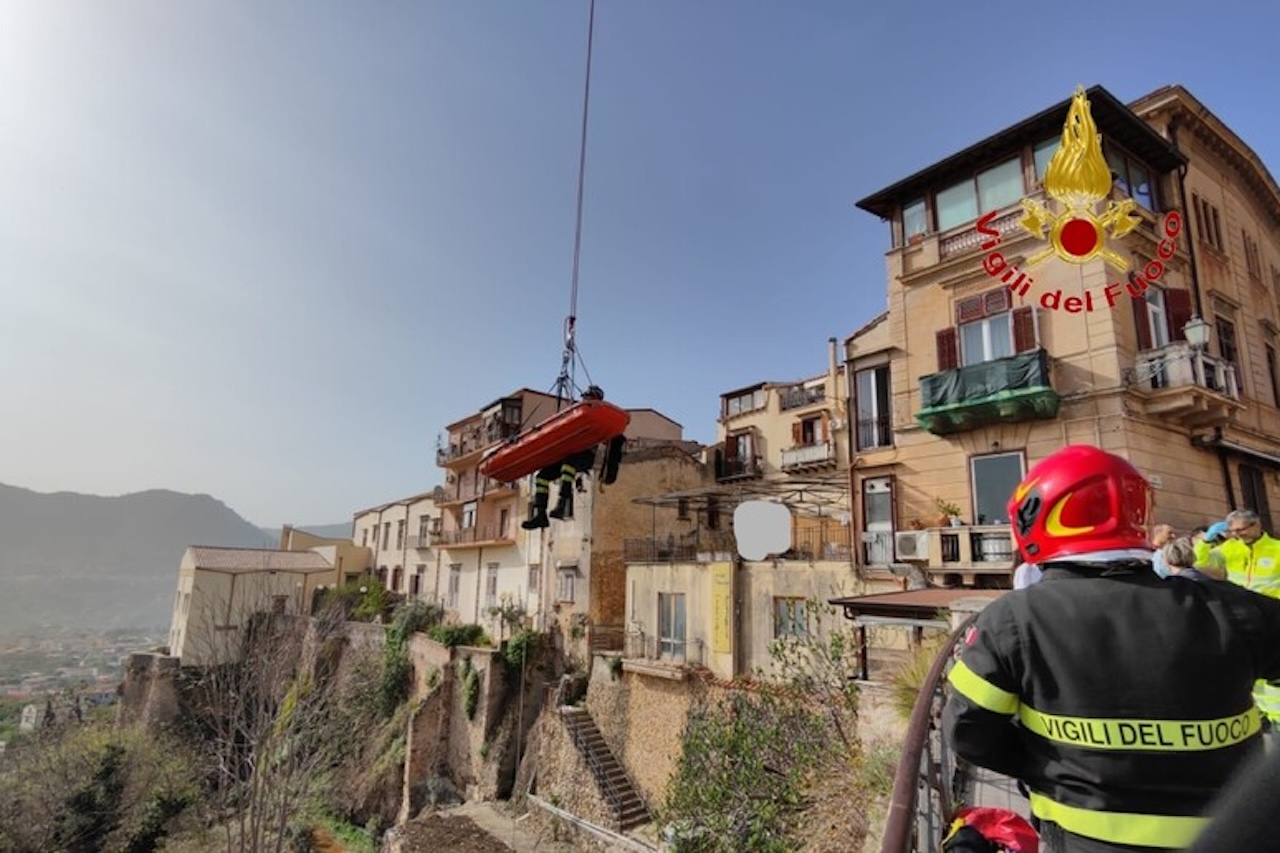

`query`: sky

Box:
[2,1,1278,527]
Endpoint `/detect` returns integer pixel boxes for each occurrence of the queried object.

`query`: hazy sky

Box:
[2,1,1277,526]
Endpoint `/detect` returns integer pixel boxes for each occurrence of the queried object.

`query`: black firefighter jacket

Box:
[943,565,1280,850]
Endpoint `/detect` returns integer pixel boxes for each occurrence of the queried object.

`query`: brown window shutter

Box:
[1012,306,1036,352]
[1165,288,1193,342]
[984,289,1010,315]
[956,296,984,324]
[791,422,803,445]
[725,434,739,459]
[1134,294,1153,351]
[821,413,830,442]
[936,327,959,371]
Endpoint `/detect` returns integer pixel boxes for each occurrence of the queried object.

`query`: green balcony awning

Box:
[916,349,1060,435]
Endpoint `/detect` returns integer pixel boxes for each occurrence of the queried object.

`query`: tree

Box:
[0,723,202,852]
[178,599,383,852]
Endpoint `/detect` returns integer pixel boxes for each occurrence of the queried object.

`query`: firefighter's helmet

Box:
[1008,444,1152,564]
[583,385,605,401]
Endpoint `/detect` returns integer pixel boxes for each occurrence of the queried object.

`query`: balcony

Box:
[856,416,893,452]
[623,631,705,669]
[436,521,516,549]
[888,525,1015,588]
[779,384,826,411]
[715,454,762,482]
[1128,342,1241,428]
[624,532,738,563]
[915,348,1060,436]
[436,478,517,506]
[780,441,836,471]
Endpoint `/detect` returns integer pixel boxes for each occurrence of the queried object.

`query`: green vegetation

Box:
[0,723,202,852]
[458,657,481,720]
[887,635,947,722]
[427,623,489,648]
[661,596,871,851]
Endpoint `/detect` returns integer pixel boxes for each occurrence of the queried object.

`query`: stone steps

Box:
[560,706,652,830]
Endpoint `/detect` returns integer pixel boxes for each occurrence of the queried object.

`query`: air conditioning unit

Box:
[894,531,930,561]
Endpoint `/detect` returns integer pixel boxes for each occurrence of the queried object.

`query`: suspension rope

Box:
[555,0,597,408]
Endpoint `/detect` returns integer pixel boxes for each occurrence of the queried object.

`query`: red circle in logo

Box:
[1060,218,1098,257]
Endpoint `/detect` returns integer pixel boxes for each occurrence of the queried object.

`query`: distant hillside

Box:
[259,522,352,543]
[0,483,279,635]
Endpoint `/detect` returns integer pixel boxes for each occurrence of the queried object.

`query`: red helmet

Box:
[1008,444,1152,564]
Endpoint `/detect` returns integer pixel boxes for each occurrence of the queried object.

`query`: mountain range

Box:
[0,483,349,636]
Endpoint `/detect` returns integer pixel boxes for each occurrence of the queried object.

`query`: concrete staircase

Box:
[560,705,651,830]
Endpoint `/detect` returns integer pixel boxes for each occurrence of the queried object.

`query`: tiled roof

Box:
[187,547,333,574]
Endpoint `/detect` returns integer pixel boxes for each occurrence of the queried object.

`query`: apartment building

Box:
[351,491,440,598]
[622,340,892,681]
[847,83,1280,585]
[277,524,371,590]
[436,388,700,645]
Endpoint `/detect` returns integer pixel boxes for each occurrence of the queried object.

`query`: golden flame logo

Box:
[1018,86,1142,271]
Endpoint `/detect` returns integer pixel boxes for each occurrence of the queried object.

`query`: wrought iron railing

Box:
[623,533,737,563]
[779,385,826,411]
[562,709,627,824]
[857,416,893,452]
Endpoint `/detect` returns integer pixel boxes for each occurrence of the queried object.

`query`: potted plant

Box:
[935,497,964,527]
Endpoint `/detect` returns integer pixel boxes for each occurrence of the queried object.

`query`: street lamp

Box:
[1183,315,1211,350]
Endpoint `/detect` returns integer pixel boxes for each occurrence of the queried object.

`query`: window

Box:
[391,566,402,593]
[719,432,757,478]
[462,501,477,529]
[528,564,541,598]
[1033,137,1058,181]
[677,499,690,520]
[418,514,431,541]
[723,388,766,418]
[1267,344,1280,407]
[1217,316,1241,392]
[1106,146,1154,210]
[1243,231,1262,279]
[1239,464,1274,533]
[362,528,369,547]
[372,525,379,549]
[856,365,892,451]
[411,565,424,597]
[936,157,1024,231]
[961,315,1013,366]
[556,566,577,603]
[773,597,808,638]
[272,596,288,615]
[447,564,461,609]
[658,593,687,660]
[903,198,927,242]
[485,563,499,609]
[1192,194,1224,252]
[971,453,1025,526]
[1134,287,1192,352]
[382,522,390,551]
[793,415,826,447]
[707,497,720,530]
[395,520,405,550]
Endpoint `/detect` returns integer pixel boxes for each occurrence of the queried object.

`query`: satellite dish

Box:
[734,501,791,560]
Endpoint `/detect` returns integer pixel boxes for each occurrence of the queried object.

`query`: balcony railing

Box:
[623,631,705,667]
[437,521,515,547]
[856,416,892,452]
[780,441,835,470]
[916,348,1060,436]
[437,477,516,505]
[939,207,1023,260]
[624,533,738,563]
[938,527,1016,565]
[779,385,825,411]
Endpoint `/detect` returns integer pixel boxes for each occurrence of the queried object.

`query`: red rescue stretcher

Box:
[478,399,630,483]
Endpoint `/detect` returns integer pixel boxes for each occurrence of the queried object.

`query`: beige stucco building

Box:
[845,84,1280,585]
[278,524,371,591]
[352,492,441,598]
[434,388,703,647]
[167,546,334,666]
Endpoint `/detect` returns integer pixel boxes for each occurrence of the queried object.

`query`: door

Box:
[863,477,894,565]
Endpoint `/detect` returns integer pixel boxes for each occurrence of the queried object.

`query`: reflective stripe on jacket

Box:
[1220,534,1280,721]
[944,565,1280,850]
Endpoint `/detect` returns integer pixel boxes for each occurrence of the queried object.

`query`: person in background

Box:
[1218,509,1280,743]
[1149,523,1175,578]
[1193,521,1228,577]
[1161,537,1212,582]
[944,445,1280,852]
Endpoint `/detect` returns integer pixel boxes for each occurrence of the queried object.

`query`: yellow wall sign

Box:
[711,562,732,654]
